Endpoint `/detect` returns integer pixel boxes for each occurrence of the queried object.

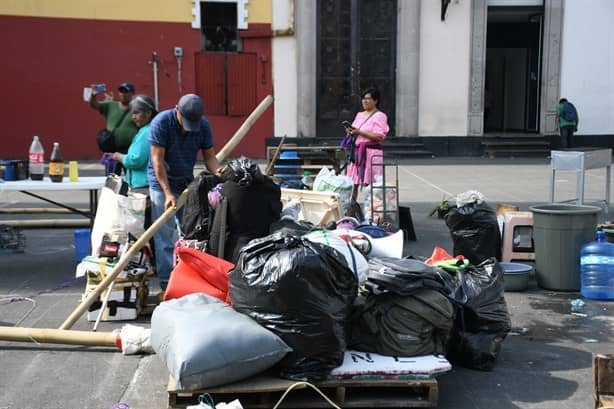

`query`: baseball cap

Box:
[118,82,135,93]
[177,94,204,132]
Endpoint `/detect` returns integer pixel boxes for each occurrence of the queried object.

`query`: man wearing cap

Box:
[147,93,221,290]
[88,82,139,174]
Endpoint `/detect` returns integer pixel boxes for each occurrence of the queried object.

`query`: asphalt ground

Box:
[1,157,613,409]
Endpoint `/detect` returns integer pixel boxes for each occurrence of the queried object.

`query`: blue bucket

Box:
[74,228,92,262]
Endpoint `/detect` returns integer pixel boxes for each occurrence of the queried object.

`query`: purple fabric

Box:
[355,142,382,184]
[100,154,121,176]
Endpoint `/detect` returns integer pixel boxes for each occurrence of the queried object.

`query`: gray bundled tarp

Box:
[151,293,291,390]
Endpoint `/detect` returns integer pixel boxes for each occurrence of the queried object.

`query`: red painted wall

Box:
[0,16,272,160]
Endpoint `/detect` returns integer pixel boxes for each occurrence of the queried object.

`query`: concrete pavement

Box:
[1,157,613,409]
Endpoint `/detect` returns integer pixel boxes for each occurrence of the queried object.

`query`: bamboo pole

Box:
[0,326,118,348]
[1,219,90,228]
[0,208,90,214]
[265,135,287,176]
[57,94,274,331]
[216,95,273,161]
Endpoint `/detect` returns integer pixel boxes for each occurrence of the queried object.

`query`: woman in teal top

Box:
[111,95,157,192]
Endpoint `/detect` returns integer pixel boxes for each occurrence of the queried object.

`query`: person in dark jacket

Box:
[208,157,282,263]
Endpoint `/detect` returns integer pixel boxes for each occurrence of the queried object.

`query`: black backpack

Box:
[181,171,222,241]
[561,101,578,122]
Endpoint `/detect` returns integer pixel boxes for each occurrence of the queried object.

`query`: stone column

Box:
[296,1,317,137]
[467,0,487,136]
[395,0,420,136]
[540,0,564,135]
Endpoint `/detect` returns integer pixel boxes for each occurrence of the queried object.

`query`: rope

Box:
[272,381,342,409]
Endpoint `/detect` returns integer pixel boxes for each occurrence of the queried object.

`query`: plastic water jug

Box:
[74,228,92,263]
[580,230,614,300]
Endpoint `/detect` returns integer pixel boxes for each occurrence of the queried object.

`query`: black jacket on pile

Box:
[208,175,282,263]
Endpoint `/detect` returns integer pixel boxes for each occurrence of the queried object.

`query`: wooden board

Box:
[168,373,438,408]
[281,188,343,226]
[594,354,614,408]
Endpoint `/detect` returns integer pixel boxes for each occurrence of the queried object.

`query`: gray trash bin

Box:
[530,204,601,291]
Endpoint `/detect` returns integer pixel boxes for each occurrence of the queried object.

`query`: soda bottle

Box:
[49,142,64,183]
[29,135,45,180]
[580,230,614,300]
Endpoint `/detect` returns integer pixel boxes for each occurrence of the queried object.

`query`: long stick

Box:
[265,135,287,176]
[0,326,118,348]
[58,94,274,331]
[216,95,273,160]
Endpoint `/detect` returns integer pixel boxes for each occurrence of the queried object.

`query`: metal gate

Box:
[316,0,397,137]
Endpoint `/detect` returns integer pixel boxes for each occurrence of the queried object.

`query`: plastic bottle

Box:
[580,230,614,300]
[29,136,44,180]
[49,142,64,183]
[301,170,314,190]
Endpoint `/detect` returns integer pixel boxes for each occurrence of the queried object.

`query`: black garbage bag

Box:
[447,259,511,371]
[229,232,358,381]
[444,201,502,264]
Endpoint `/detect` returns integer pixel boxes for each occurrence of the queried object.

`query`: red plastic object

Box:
[163,247,234,303]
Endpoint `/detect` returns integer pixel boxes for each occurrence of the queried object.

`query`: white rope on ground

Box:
[0,297,36,327]
[399,167,455,197]
[272,381,341,409]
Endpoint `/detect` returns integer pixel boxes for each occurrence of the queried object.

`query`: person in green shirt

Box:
[555,98,579,149]
[89,82,139,174]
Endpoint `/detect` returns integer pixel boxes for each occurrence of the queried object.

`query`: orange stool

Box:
[502,211,535,262]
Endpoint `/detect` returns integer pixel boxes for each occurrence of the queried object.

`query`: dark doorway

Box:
[484,7,543,133]
[316,0,397,137]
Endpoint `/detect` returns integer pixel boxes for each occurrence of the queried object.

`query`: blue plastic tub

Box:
[499,262,532,291]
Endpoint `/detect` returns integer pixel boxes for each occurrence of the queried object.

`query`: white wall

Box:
[272,0,298,137]
[418,0,472,136]
[560,0,614,135]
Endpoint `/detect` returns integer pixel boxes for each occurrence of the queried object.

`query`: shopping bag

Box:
[91,186,147,256]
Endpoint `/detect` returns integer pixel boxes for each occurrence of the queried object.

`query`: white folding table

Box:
[0,176,106,223]
[549,149,612,212]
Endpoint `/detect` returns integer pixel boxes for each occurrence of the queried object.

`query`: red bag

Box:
[163,247,234,303]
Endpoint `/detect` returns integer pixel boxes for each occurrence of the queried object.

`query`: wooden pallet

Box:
[594,354,614,408]
[168,373,438,408]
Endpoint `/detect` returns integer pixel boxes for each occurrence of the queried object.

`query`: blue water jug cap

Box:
[596,230,605,241]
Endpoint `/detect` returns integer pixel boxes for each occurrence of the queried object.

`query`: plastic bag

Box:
[151,294,291,390]
[312,167,353,213]
[91,187,146,256]
[229,232,358,381]
[444,201,501,264]
[447,259,511,371]
[303,229,368,284]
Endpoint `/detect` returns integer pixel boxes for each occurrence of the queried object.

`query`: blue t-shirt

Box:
[147,109,214,192]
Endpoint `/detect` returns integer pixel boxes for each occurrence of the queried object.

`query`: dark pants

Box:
[560,126,575,149]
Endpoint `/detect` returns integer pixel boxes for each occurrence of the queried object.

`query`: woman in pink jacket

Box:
[344,87,390,201]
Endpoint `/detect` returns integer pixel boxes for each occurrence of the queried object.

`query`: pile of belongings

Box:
[150,169,512,393]
[80,175,153,322]
[76,233,151,321]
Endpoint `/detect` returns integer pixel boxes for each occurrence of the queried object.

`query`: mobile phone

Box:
[93,84,106,93]
[341,120,351,128]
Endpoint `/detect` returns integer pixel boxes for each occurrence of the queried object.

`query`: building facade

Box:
[1,0,612,159]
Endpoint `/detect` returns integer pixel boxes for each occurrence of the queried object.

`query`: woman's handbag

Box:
[96,108,130,152]
[96,129,116,152]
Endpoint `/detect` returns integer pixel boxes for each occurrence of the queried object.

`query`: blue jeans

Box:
[149,187,183,290]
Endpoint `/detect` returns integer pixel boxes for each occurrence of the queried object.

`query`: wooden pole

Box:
[0,326,118,348]
[216,95,273,161]
[57,94,274,331]
[0,208,90,214]
[265,135,287,176]
[1,219,90,228]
